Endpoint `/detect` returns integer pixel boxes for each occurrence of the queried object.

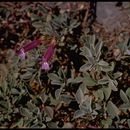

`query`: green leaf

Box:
[95,41,103,58]
[100,62,115,72]
[60,94,74,104]
[41,124,46,128]
[48,73,62,82]
[31,14,41,21]
[114,72,122,79]
[79,62,92,72]
[39,93,48,104]
[11,88,20,95]
[80,46,93,59]
[20,107,32,118]
[79,82,89,94]
[63,122,73,128]
[107,101,120,119]
[100,66,111,72]
[70,19,80,28]
[26,102,36,111]
[120,90,129,103]
[127,119,130,128]
[108,79,118,91]
[67,76,83,84]
[51,80,63,86]
[0,100,8,110]
[120,102,130,110]
[58,68,66,79]
[98,77,109,85]
[20,72,33,80]
[86,35,96,46]
[67,78,74,84]
[79,95,92,113]
[96,89,104,101]
[101,117,112,128]
[38,5,48,14]
[73,76,83,83]
[44,106,54,119]
[102,86,111,100]
[11,118,24,128]
[55,88,62,99]
[126,88,130,98]
[72,109,85,120]
[2,81,8,93]
[47,122,58,128]
[32,21,43,28]
[75,88,84,104]
[83,73,97,87]
[98,60,109,66]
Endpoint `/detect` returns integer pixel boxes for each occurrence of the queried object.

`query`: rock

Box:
[96,2,130,33]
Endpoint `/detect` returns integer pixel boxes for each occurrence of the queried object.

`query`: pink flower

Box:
[41,38,56,71]
[16,39,41,59]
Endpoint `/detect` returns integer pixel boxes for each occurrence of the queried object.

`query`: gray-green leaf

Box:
[75,88,84,104]
[126,88,130,98]
[48,73,62,83]
[102,86,111,100]
[72,109,85,120]
[107,101,120,119]
[44,106,54,119]
[83,73,97,87]
[127,119,130,128]
[120,90,129,103]
[80,62,92,72]
[20,107,32,118]
[47,122,58,128]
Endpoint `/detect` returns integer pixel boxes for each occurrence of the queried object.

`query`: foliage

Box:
[0,2,130,128]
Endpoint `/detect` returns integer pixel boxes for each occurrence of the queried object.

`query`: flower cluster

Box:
[16,37,56,71]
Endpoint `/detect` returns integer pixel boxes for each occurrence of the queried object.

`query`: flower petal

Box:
[42,38,56,62]
[18,48,26,60]
[41,61,50,70]
[43,45,55,61]
[23,39,41,52]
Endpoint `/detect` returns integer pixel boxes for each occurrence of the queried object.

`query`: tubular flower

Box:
[16,39,42,59]
[41,38,56,71]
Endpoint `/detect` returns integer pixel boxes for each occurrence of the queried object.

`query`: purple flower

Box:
[16,39,41,59]
[41,38,56,71]
[17,48,26,60]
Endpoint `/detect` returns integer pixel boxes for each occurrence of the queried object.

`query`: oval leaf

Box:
[83,74,97,87]
[75,88,84,104]
[97,89,104,101]
[48,73,62,82]
[127,119,130,128]
[47,122,58,128]
[126,88,130,98]
[80,63,92,72]
[120,90,129,103]
[73,76,83,83]
[98,77,109,85]
[44,106,54,119]
[20,107,32,118]
[107,101,120,119]
[60,94,74,104]
[73,109,85,120]
[102,86,111,100]
[108,79,118,91]
[98,60,109,66]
